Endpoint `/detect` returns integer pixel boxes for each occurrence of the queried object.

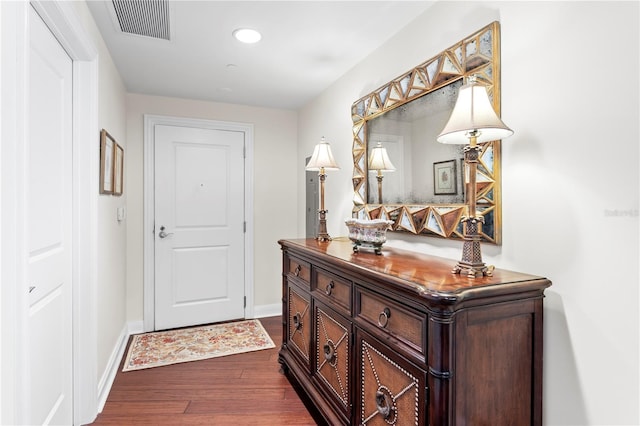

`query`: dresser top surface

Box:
[279,238,551,300]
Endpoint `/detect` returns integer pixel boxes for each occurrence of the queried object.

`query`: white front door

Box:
[154,125,246,330]
[27,5,73,424]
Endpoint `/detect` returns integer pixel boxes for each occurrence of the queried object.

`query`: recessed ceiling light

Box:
[232,28,261,44]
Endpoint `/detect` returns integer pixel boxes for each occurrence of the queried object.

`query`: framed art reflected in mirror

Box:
[433,159,457,196]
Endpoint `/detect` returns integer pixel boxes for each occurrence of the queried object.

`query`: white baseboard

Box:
[96,320,143,412]
[252,303,281,318]
[127,320,144,335]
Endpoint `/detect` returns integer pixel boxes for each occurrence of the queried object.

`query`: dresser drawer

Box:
[286,255,311,287]
[355,286,426,358]
[313,268,352,314]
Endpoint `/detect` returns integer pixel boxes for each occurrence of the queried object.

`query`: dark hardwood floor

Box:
[90,316,319,425]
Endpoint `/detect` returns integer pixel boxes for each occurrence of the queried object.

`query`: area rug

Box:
[122,319,275,372]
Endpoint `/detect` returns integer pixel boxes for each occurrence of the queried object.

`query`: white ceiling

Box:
[86,1,434,110]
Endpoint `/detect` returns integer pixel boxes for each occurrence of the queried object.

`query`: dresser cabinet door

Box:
[315,303,352,420]
[287,282,311,366]
[356,330,427,426]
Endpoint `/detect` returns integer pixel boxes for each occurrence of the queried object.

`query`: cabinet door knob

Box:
[378,307,391,328]
[325,280,335,296]
[375,390,393,419]
[323,341,336,366]
[292,312,302,330]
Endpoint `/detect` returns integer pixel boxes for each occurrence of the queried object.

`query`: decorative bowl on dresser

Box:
[278,238,551,425]
[345,218,394,255]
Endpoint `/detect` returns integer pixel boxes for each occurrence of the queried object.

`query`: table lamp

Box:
[437,75,513,277]
[368,142,396,204]
[306,137,340,241]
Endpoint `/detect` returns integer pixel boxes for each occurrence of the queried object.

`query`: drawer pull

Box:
[323,341,337,366]
[378,307,391,328]
[375,388,395,420]
[294,264,301,277]
[292,312,303,330]
[325,280,335,296]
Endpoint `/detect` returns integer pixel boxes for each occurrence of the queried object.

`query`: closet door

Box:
[27,5,73,424]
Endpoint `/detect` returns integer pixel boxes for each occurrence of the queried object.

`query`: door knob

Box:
[158,225,173,239]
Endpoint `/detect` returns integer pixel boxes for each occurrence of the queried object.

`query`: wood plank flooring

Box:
[90,316,320,425]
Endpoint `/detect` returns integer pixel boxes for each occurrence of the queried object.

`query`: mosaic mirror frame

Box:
[351,21,503,244]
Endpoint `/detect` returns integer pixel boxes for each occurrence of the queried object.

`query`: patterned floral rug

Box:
[122,319,275,372]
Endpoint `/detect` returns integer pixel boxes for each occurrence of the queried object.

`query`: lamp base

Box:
[452,260,494,278]
[315,234,332,242]
[452,216,493,278]
[315,209,332,242]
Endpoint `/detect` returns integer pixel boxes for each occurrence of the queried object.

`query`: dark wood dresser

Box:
[278,238,551,425]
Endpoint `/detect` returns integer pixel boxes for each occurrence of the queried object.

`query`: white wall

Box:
[298,2,639,424]
[70,0,129,398]
[71,0,128,381]
[125,94,298,321]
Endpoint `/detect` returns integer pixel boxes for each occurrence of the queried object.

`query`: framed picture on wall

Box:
[113,143,124,196]
[433,159,457,195]
[99,129,115,194]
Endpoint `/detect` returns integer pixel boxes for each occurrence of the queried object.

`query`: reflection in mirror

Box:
[367,80,464,205]
[368,141,396,204]
[351,21,503,244]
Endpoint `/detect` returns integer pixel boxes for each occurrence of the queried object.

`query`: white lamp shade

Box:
[368,143,396,172]
[305,137,340,171]
[437,79,513,144]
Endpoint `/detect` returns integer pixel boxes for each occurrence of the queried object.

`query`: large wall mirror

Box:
[351,21,503,244]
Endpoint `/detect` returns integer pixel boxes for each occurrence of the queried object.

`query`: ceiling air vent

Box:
[111,0,171,41]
